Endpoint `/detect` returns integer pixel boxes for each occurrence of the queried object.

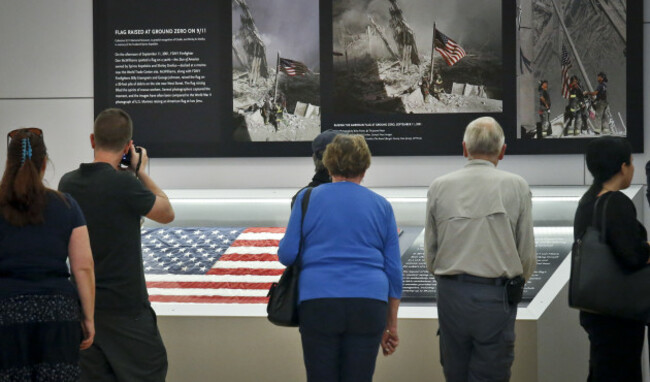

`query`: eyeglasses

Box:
[7,127,43,147]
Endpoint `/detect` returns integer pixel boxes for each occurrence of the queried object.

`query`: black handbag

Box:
[569,194,650,322]
[267,187,313,327]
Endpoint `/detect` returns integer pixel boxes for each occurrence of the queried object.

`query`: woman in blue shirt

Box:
[278,134,402,382]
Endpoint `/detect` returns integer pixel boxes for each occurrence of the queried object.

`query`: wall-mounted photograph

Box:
[332,0,503,115]
[518,0,628,140]
[232,0,321,142]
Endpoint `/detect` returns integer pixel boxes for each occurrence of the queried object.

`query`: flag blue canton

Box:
[141,227,246,275]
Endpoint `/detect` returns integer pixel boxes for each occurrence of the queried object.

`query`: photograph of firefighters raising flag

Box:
[232,0,321,142]
[517,0,626,139]
[332,0,502,114]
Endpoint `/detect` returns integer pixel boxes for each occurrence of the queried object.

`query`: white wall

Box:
[1,0,646,192]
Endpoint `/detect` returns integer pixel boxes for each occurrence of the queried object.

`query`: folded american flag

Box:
[142,227,286,304]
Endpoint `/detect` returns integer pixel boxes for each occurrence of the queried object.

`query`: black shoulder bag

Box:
[267,187,313,327]
[569,194,650,322]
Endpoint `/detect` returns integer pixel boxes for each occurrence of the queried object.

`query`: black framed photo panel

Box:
[93,0,642,157]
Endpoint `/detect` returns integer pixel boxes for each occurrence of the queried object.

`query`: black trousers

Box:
[299,298,387,382]
[580,311,645,382]
[79,306,168,382]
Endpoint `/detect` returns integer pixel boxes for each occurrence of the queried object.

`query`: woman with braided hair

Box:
[0,128,95,381]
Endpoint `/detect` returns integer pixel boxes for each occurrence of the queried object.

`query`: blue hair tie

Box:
[20,138,32,165]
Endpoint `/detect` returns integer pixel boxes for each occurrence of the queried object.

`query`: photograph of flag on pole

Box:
[434,28,466,66]
[560,45,572,99]
[279,57,309,76]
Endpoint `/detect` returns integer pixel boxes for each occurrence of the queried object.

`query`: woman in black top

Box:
[574,136,649,381]
[0,129,95,381]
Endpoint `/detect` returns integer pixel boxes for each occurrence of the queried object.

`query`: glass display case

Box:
[149,185,645,382]
[143,185,644,319]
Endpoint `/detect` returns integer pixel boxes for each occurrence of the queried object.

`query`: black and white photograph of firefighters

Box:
[332,0,503,114]
[232,0,320,142]
[517,0,626,139]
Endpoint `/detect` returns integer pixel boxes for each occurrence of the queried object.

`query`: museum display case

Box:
[147,186,644,382]
[144,186,643,317]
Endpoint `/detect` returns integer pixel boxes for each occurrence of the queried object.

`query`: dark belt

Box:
[439,274,509,286]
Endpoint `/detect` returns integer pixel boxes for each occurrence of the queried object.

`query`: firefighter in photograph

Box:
[538,80,551,137]
[420,75,430,103]
[564,76,588,136]
[432,72,444,100]
[584,72,611,135]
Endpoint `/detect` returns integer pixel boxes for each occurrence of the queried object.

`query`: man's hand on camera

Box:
[129,144,148,175]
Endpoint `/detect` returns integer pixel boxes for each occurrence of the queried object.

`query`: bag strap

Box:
[592,192,612,242]
[296,187,313,264]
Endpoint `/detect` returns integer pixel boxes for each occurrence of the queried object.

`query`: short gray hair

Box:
[463,117,505,156]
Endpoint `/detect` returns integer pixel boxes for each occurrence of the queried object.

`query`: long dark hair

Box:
[0,128,49,226]
[580,136,632,205]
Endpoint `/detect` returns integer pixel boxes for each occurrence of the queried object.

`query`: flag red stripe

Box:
[243,227,286,233]
[229,240,280,247]
[150,295,269,304]
[147,281,273,289]
[219,254,279,262]
[206,268,285,276]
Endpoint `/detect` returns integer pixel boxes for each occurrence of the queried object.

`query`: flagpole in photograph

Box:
[429,22,436,82]
[273,51,280,102]
[549,0,593,92]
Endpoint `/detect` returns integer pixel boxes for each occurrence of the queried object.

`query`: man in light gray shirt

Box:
[425,116,536,382]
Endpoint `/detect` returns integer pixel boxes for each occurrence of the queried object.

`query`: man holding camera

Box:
[59,108,174,382]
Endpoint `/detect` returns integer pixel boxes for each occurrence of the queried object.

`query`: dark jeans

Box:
[299,298,387,382]
[80,306,168,382]
[437,277,517,382]
[580,311,645,382]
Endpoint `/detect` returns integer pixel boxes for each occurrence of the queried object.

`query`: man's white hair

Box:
[463,117,505,156]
